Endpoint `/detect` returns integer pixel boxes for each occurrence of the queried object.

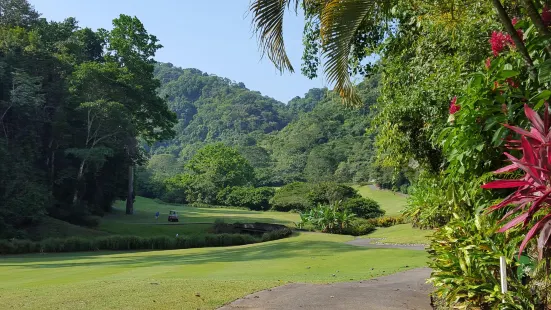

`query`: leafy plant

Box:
[217,186,275,211]
[299,203,355,234]
[307,182,360,206]
[270,182,312,212]
[482,104,551,259]
[341,197,384,219]
[428,214,539,309]
[365,215,405,228]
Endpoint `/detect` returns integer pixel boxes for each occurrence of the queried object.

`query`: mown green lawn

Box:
[365,224,433,245]
[353,185,407,216]
[0,232,428,310]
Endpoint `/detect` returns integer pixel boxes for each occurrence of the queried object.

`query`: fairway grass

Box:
[366,224,433,245]
[353,185,407,216]
[0,232,428,310]
[99,197,300,236]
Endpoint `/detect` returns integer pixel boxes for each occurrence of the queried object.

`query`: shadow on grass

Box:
[0,234,383,269]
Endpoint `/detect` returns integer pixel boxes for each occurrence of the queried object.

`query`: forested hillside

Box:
[136,65,406,199]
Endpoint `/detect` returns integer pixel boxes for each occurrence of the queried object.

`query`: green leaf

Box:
[530,90,551,103]
[491,126,506,146]
[497,70,519,79]
[538,59,551,83]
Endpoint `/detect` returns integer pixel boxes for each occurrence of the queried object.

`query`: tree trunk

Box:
[492,0,536,75]
[521,0,551,56]
[73,159,86,205]
[126,164,134,215]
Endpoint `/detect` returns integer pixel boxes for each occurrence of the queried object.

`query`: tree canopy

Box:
[0,1,175,237]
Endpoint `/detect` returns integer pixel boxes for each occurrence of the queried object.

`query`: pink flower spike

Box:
[449,96,460,115]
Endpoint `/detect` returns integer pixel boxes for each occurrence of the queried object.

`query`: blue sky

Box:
[30,0,327,103]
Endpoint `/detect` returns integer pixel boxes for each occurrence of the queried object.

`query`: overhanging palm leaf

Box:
[250,0,303,73]
[250,0,393,107]
[320,0,388,106]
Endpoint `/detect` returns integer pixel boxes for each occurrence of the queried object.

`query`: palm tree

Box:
[250,0,549,104]
[249,0,394,106]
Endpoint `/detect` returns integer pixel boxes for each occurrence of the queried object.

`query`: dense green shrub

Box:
[298,203,355,234]
[217,186,275,211]
[341,197,384,219]
[261,227,292,241]
[429,215,540,309]
[0,228,292,255]
[341,218,376,236]
[307,182,359,206]
[402,172,453,229]
[270,182,312,211]
[366,215,405,228]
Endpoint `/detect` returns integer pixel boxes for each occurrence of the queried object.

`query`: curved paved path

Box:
[219,237,432,310]
[219,267,433,310]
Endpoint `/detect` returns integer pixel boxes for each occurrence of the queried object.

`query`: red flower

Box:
[485,57,491,70]
[511,17,519,26]
[490,31,512,56]
[506,78,519,88]
[543,5,551,27]
[449,96,460,114]
[515,29,524,44]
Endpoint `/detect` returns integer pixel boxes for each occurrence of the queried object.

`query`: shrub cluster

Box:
[217,186,275,211]
[366,215,405,227]
[341,197,384,219]
[270,182,312,211]
[341,218,376,236]
[307,182,360,206]
[271,182,367,212]
[0,228,292,255]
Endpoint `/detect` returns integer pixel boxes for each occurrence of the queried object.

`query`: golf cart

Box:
[168,210,179,222]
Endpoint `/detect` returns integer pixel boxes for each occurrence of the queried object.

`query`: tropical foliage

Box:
[0,1,175,238]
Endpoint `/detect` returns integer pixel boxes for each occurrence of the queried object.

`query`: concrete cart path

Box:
[218,267,433,310]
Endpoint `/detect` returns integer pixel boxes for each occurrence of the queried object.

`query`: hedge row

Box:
[0,228,293,255]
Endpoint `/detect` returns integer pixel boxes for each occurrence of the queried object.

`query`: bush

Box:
[341,219,376,236]
[429,215,540,309]
[402,172,451,229]
[270,182,312,211]
[341,197,384,219]
[298,203,355,234]
[0,228,293,255]
[217,186,275,211]
[307,182,360,206]
[366,215,405,227]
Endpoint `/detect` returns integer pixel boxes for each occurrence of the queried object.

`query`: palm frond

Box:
[250,0,303,73]
[320,0,392,107]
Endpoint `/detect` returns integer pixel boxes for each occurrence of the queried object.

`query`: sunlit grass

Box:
[0,232,428,310]
[364,224,433,245]
[353,185,407,216]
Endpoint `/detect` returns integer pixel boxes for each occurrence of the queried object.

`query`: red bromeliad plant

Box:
[482,104,551,259]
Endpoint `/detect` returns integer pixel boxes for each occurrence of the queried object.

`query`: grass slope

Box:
[29,217,109,240]
[364,224,433,245]
[352,186,433,245]
[353,185,406,216]
[0,232,427,310]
